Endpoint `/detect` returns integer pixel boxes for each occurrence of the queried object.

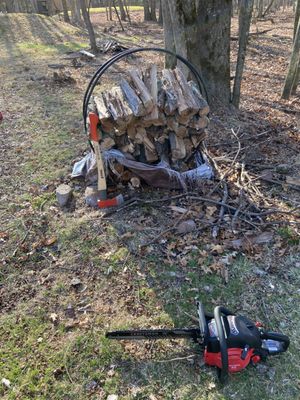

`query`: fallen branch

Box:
[212,182,228,238]
[231,28,275,41]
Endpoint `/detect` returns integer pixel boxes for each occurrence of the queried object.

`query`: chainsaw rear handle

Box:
[261,331,290,352]
[214,306,233,384]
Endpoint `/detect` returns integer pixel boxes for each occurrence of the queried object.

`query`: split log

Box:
[100,134,115,150]
[144,146,159,162]
[154,139,169,163]
[103,87,133,128]
[129,69,154,112]
[169,132,186,161]
[143,65,159,123]
[189,116,209,130]
[94,94,115,133]
[120,78,145,117]
[188,81,210,116]
[174,67,199,115]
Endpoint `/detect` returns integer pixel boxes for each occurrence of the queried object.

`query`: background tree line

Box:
[1,0,298,105]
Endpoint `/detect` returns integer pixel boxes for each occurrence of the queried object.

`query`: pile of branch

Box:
[91,65,209,171]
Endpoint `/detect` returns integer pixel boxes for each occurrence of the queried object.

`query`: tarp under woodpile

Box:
[73,64,213,189]
[72,150,213,190]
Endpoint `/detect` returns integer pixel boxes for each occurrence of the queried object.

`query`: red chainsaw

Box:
[106,301,290,383]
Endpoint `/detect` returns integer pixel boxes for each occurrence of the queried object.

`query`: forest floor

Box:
[0,9,299,400]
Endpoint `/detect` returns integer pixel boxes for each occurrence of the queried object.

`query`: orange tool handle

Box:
[89,112,100,142]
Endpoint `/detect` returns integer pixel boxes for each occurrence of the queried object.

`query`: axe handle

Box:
[89,112,107,194]
[92,140,107,192]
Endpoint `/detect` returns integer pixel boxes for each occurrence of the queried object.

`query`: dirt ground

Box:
[0,8,299,400]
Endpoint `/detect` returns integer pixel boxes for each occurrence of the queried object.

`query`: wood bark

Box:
[143,0,151,21]
[62,0,71,23]
[79,0,97,53]
[282,18,300,99]
[232,0,255,108]
[117,0,126,21]
[150,0,157,21]
[163,0,232,106]
[291,61,300,94]
[70,0,82,24]
[294,0,300,40]
[91,65,209,169]
[158,0,163,25]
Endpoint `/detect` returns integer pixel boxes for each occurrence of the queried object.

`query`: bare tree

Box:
[282,15,300,99]
[150,0,157,21]
[62,0,71,23]
[143,0,151,21]
[69,0,82,24]
[79,0,97,53]
[158,0,163,25]
[162,0,232,105]
[232,0,255,108]
[294,0,300,38]
[117,0,126,21]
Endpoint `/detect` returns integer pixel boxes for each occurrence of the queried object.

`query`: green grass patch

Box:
[278,226,300,245]
[17,41,87,56]
[89,6,143,13]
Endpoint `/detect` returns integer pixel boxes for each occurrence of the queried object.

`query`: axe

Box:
[88,112,124,208]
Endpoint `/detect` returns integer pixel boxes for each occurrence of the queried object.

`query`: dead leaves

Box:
[43,236,57,246]
[230,231,274,251]
[0,231,9,241]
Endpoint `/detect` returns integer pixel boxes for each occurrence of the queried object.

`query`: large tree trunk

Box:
[62,0,71,23]
[163,0,232,106]
[79,0,97,53]
[232,0,255,108]
[282,18,300,99]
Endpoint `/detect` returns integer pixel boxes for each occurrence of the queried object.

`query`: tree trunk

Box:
[163,0,232,106]
[109,0,113,20]
[62,0,71,23]
[262,0,276,17]
[158,0,163,25]
[143,0,151,21]
[70,0,82,24]
[79,0,97,53]
[232,0,255,108]
[162,0,179,70]
[4,0,15,12]
[291,61,300,94]
[282,18,300,99]
[117,0,126,21]
[294,0,300,39]
[150,0,157,21]
[257,0,264,17]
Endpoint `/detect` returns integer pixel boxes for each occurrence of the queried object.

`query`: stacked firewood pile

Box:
[91,65,210,171]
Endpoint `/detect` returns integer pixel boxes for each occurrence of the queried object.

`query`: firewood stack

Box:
[91,65,209,171]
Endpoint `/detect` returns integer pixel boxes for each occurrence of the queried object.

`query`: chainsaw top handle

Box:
[213,305,233,384]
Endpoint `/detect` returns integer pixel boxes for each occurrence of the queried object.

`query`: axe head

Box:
[98,194,124,209]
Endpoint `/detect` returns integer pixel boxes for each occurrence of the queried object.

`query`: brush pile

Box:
[90,65,209,172]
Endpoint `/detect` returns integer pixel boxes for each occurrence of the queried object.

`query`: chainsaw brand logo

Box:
[228,316,239,336]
